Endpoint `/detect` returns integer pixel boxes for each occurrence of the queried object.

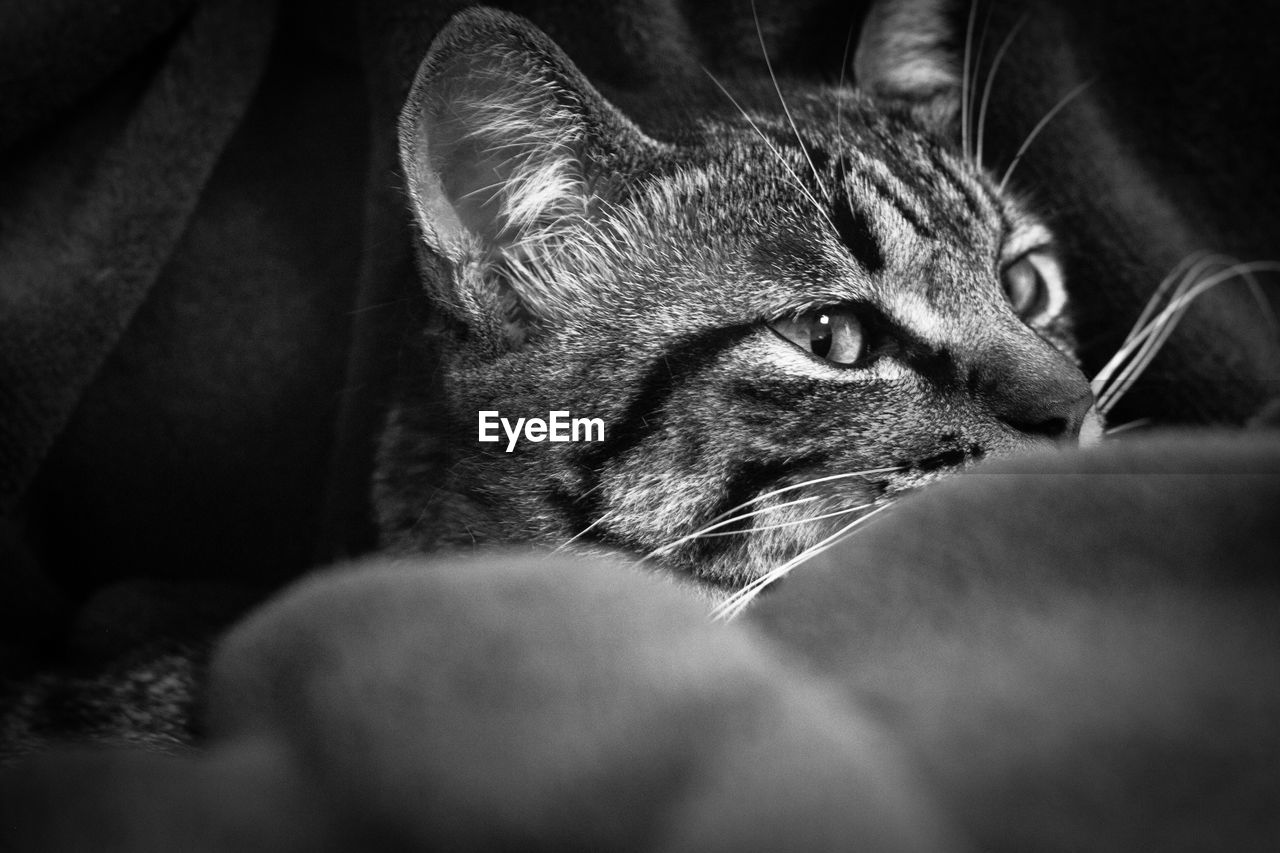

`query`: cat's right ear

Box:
[399,8,655,346]
[854,0,961,135]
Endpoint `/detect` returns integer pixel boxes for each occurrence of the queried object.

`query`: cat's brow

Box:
[924,147,1002,229]
[844,154,935,238]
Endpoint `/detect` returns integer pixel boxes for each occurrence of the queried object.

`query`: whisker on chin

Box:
[712,500,895,621]
[679,500,874,541]
[1122,251,1214,346]
[638,465,904,565]
[697,465,902,529]
[642,495,821,561]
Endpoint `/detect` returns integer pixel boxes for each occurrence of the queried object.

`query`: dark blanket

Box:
[1,0,1279,849]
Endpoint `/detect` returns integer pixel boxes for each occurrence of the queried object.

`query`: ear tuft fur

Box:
[401,45,588,256]
[398,8,654,344]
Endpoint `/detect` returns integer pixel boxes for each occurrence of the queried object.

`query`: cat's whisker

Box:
[751,0,829,201]
[1096,260,1280,415]
[1091,253,1223,403]
[1094,255,1226,411]
[712,501,893,621]
[1098,267,1241,414]
[960,0,980,163]
[702,68,835,232]
[638,466,903,566]
[965,0,996,166]
[834,14,858,228]
[975,13,1028,171]
[719,504,887,616]
[1237,265,1280,340]
[1122,251,1213,347]
[1097,307,1201,417]
[550,512,613,555]
[643,496,821,560]
[346,294,424,317]
[998,77,1093,193]
[1104,418,1152,437]
[687,501,874,539]
[694,465,904,531]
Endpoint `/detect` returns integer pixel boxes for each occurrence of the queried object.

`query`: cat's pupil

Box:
[810,313,833,358]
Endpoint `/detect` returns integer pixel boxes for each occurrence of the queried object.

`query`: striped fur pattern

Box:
[379,5,1099,589]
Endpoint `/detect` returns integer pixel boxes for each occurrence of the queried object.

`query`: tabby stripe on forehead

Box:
[925,147,997,226]
[831,196,886,273]
[866,176,934,238]
[845,155,935,239]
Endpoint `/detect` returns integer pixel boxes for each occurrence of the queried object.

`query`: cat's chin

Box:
[884,457,984,496]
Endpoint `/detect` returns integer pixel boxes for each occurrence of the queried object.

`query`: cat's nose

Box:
[970,343,1095,442]
[996,386,1094,440]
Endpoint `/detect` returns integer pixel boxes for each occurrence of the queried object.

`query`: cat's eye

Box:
[769,307,865,366]
[1002,253,1055,320]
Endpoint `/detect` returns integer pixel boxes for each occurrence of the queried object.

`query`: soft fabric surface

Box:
[0,0,275,513]
[2,434,1278,850]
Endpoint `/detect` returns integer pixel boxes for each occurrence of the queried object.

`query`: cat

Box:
[3,0,1102,761]
[374,2,1102,594]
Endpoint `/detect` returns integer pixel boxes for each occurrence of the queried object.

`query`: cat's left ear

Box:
[854,0,962,135]
[399,8,656,343]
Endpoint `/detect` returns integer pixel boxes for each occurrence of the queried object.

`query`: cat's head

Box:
[385,2,1100,587]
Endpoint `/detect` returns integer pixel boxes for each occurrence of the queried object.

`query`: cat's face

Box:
[384,5,1099,587]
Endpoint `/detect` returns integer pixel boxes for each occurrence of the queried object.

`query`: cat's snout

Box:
[998,384,1094,442]
[969,341,1095,443]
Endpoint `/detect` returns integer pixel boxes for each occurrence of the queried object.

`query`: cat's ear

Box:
[854,0,961,134]
[399,8,653,343]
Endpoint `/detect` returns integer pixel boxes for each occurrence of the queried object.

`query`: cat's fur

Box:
[376,4,1098,588]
